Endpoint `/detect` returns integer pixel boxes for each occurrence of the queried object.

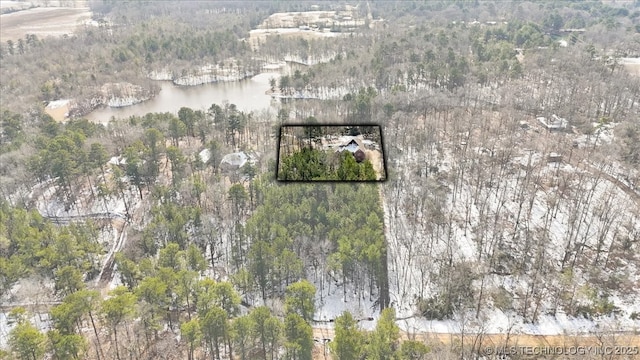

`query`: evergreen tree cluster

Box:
[330,309,431,360]
[0,200,102,296]
[279,148,377,181]
[245,181,388,307]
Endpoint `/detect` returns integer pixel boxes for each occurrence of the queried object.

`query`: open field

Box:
[621,58,640,77]
[0,5,91,42]
[248,8,367,50]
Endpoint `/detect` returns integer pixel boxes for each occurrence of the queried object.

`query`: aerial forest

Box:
[1,0,640,359]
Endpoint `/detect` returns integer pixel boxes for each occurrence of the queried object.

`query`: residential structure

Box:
[537,114,568,131]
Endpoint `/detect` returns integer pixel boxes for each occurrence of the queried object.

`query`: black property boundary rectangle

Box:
[275,123,388,183]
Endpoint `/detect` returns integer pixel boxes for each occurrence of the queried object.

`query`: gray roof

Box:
[220,152,249,168]
[336,137,365,153]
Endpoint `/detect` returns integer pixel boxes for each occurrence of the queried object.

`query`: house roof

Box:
[220,152,249,168]
[336,137,365,152]
[537,115,568,129]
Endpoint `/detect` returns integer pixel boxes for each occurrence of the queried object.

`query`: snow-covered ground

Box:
[251,28,347,38]
[314,281,378,331]
[382,136,640,335]
[33,178,131,219]
[45,99,70,109]
[0,312,51,349]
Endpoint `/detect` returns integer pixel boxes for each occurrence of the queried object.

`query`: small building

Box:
[108,156,126,166]
[220,152,250,171]
[548,152,563,163]
[537,114,568,131]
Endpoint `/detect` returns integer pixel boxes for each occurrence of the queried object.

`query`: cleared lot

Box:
[0,6,91,42]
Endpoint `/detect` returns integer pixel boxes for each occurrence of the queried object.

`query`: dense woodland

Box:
[1,0,640,359]
[278,149,377,181]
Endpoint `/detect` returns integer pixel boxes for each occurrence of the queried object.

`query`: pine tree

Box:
[284,280,316,322]
[100,286,136,360]
[231,315,253,360]
[284,313,313,360]
[48,330,87,360]
[367,308,400,360]
[135,276,168,339]
[250,306,282,360]
[181,319,201,360]
[330,312,364,360]
[200,306,228,360]
[212,281,241,317]
[8,321,46,360]
[54,265,85,296]
[248,241,274,301]
[399,340,430,359]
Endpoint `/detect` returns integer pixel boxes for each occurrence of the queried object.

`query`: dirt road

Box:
[313,326,640,346]
[365,148,386,180]
[312,326,640,359]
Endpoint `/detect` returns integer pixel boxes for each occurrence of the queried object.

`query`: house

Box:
[537,114,568,131]
[336,137,368,163]
[220,152,251,171]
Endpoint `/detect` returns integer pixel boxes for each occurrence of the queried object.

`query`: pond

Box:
[86,71,283,125]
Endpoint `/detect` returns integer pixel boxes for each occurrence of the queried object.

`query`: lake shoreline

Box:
[83,70,286,125]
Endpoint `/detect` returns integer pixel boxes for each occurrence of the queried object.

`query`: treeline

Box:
[5,276,317,360]
[244,181,388,308]
[4,296,432,360]
[17,102,253,212]
[278,148,376,181]
[0,199,102,296]
[114,247,314,360]
[369,1,639,30]
[27,118,108,208]
[303,21,530,94]
[292,1,639,97]
[2,101,256,296]
[331,309,432,360]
